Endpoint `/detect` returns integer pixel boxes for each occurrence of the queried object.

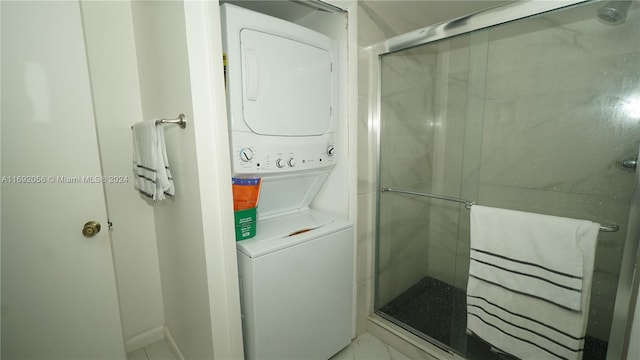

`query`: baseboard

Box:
[124,326,165,353]
[164,326,186,360]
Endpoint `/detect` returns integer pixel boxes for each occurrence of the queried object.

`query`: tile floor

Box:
[127,339,175,360]
[126,332,408,360]
[331,333,411,360]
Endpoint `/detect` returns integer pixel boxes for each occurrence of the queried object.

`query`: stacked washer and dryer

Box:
[221,4,354,359]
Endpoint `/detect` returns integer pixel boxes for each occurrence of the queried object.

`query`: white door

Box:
[1,1,126,358]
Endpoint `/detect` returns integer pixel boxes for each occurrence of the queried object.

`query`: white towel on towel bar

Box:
[467,205,599,360]
[469,206,598,312]
[132,119,175,201]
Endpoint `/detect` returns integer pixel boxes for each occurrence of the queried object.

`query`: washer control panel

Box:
[233,142,336,175]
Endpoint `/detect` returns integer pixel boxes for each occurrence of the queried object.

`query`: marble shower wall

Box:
[377,36,474,305]
[471,2,640,340]
[356,0,510,335]
[377,46,437,306]
[364,0,640,343]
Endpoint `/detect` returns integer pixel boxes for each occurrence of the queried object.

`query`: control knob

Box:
[239,148,254,162]
[276,158,286,168]
[326,145,335,157]
[288,158,296,167]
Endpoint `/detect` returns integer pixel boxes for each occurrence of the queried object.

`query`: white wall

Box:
[80,1,165,343]
[81,3,245,356]
[130,1,213,357]
[130,1,243,358]
[183,2,245,357]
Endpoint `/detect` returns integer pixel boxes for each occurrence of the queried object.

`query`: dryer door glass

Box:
[240,29,332,136]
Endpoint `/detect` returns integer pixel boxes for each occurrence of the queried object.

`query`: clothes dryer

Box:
[221,4,354,359]
[221,3,339,178]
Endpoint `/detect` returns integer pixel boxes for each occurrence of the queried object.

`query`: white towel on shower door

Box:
[132,119,175,201]
[466,205,599,360]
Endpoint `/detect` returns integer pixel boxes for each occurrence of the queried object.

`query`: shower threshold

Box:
[377,276,608,360]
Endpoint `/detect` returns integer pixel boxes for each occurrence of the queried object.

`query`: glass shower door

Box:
[375,1,640,358]
[376,30,479,352]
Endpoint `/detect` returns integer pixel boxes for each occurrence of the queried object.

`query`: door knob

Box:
[82,221,101,238]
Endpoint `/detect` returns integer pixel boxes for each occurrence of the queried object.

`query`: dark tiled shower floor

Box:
[378,276,607,360]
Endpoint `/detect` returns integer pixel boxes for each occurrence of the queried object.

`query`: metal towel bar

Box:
[381,187,619,233]
[131,114,187,129]
[155,113,187,129]
[382,187,476,209]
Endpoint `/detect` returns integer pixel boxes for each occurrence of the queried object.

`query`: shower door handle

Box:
[622,158,637,169]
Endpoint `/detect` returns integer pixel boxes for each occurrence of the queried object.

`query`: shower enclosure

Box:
[374,1,640,358]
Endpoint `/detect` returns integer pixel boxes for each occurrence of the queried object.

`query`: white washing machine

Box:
[235,180,354,359]
[221,4,354,359]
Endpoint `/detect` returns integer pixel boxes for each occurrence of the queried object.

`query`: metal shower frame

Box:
[368,1,639,358]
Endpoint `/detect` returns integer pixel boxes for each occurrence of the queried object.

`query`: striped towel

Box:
[467,205,599,360]
[132,120,175,201]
